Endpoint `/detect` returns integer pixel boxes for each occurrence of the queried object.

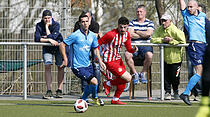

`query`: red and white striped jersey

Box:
[98,29,135,63]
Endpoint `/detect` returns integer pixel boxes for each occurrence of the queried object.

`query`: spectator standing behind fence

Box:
[73,10,101,93]
[34,10,64,99]
[124,5,154,84]
[178,0,207,106]
[151,13,186,100]
[195,13,210,117]
[59,14,105,106]
[99,17,138,104]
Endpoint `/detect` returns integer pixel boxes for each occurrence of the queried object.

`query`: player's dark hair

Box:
[118,17,129,25]
[80,10,95,21]
[79,14,89,22]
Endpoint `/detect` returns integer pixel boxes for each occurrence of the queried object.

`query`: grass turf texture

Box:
[0,100,199,117]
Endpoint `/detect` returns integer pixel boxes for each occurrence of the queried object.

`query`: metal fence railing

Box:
[0,42,189,100]
[0,42,79,99]
[132,42,189,100]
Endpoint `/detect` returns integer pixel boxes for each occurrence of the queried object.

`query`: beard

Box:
[80,24,88,32]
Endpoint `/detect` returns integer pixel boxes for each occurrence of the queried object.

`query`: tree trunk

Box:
[155,0,165,25]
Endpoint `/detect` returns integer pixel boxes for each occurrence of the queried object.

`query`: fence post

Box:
[62,0,68,94]
[160,45,164,100]
[63,0,67,38]
[23,44,27,100]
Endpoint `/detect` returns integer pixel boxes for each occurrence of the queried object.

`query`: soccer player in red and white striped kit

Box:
[98,17,138,104]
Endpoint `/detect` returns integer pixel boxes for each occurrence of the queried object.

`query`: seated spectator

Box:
[124,5,154,84]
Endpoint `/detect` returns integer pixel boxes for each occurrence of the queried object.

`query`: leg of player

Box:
[103,59,130,104]
[111,83,126,105]
[110,71,132,105]
[89,77,104,106]
[93,62,101,92]
[82,77,97,100]
[180,65,202,105]
[120,71,132,82]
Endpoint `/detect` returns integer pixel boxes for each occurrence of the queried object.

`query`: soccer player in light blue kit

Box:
[179,0,206,105]
[59,14,106,106]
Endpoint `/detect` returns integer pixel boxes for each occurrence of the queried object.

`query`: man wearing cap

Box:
[151,13,186,100]
[35,10,64,99]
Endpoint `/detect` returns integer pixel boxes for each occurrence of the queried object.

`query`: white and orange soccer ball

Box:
[74,99,88,113]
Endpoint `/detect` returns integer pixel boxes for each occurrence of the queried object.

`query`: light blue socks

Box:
[183,73,201,95]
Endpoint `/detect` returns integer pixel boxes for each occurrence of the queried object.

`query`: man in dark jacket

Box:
[35,10,64,99]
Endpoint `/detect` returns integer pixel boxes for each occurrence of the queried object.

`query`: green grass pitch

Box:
[0,100,199,117]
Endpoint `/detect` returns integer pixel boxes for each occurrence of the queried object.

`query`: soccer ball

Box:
[74,99,88,113]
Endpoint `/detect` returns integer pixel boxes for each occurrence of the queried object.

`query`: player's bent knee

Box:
[90,77,98,85]
[125,77,131,82]
[121,71,132,82]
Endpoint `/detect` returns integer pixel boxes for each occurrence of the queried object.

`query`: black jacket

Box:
[73,19,99,38]
[34,18,63,52]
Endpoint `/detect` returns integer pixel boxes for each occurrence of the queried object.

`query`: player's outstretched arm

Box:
[179,0,186,10]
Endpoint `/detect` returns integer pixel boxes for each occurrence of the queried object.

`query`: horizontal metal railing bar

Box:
[0,42,190,46]
[0,42,52,46]
[0,42,190,100]
[131,42,189,47]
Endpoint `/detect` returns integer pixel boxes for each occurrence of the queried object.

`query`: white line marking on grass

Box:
[105,105,199,108]
[0,103,199,108]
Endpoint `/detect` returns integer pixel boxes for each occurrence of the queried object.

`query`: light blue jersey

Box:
[64,29,98,68]
[181,8,206,43]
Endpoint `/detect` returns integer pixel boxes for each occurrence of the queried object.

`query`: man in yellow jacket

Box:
[151,13,186,100]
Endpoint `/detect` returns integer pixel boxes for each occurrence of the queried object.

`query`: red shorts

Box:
[105,59,126,78]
